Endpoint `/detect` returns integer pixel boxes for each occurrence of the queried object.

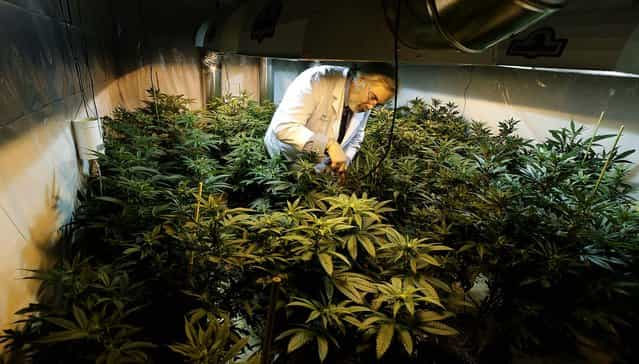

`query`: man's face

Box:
[348,77,394,113]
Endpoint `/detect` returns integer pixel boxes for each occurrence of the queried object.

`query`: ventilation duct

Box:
[204,0,567,61]
[385,0,567,53]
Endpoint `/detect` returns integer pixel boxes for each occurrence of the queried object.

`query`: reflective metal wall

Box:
[0,0,221,344]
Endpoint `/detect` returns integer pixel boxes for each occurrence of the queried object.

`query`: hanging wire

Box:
[77,0,100,119]
[362,0,401,180]
[0,203,29,243]
[59,0,91,120]
[462,66,474,117]
[137,0,161,121]
[74,0,105,145]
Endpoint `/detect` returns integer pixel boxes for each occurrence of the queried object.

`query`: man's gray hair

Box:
[352,62,396,92]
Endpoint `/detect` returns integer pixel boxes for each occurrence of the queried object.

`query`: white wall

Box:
[0,0,210,347]
[221,55,261,101]
[272,59,312,104]
[397,65,639,186]
[0,0,121,344]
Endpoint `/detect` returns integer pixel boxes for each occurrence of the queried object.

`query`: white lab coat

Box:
[264,66,370,165]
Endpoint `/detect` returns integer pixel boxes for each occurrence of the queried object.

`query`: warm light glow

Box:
[496,65,639,79]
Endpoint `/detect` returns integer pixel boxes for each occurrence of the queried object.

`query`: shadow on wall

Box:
[0,179,65,350]
[0,120,80,350]
[107,49,205,111]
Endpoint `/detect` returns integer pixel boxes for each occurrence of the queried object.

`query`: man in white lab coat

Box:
[264,63,395,177]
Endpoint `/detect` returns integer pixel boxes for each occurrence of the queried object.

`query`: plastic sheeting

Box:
[220,54,261,100]
[0,0,119,340]
[0,0,216,342]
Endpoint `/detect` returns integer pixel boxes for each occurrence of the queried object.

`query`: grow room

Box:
[1,0,639,363]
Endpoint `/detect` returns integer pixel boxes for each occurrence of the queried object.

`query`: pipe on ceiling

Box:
[385,0,567,53]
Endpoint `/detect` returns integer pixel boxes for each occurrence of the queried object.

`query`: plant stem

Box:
[592,125,624,196]
[583,111,605,162]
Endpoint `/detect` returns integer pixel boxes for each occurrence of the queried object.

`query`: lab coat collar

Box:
[330,68,351,114]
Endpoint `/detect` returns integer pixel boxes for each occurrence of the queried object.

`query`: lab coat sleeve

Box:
[272,72,326,154]
[344,115,368,164]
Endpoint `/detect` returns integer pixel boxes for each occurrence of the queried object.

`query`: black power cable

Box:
[76,0,101,120]
[362,0,401,180]
[59,0,91,119]
[137,0,160,121]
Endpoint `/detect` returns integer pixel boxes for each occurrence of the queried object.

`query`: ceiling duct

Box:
[206,0,567,61]
[385,0,567,53]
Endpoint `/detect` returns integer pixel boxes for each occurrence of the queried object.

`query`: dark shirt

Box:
[337,105,353,144]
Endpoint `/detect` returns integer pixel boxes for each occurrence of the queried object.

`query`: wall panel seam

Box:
[1,90,103,127]
[0,0,81,30]
[0,203,28,243]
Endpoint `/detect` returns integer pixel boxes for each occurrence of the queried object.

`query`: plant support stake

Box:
[583,111,605,162]
[189,182,204,278]
[592,125,624,196]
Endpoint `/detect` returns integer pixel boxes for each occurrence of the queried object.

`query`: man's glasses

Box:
[367,89,379,105]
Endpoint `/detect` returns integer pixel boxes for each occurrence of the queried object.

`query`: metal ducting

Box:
[384,0,567,53]
[203,0,567,61]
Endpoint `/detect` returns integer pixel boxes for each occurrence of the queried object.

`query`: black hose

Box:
[362,0,401,180]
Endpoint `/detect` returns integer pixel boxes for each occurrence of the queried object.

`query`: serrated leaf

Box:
[398,329,413,355]
[184,318,196,345]
[376,323,394,359]
[347,236,358,259]
[426,244,453,252]
[425,276,452,292]
[318,253,333,276]
[342,316,363,328]
[35,330,89,344]
[360,315,384,329]
[359,236,376,257]
[120,341,156,351]
[43,317,78,330]
[288,331,313,353]
[72,306,88,329]
[317,336,329,362]
[222,336,249,362]
[421,254,441,267]
[417,310,453,322]
[328,251,352,267]
[306,311,321,323]
[457,243,476,253]
[334,282,363,303]
[123,247,140,255]
[421,322,459,336]
[392,301,401,317]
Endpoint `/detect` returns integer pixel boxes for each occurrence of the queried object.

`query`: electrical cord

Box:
[381,0,423,50]
[63,0,104,189]
[362,0,401,180]
[59,0,90,120]
[462,66,474,117]
[137,0,160,121]
[76,0,104,141]
[78,1,100,118]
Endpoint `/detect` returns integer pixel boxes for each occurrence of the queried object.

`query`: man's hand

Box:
[326,140,348,174]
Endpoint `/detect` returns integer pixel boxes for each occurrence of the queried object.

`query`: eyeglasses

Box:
[367,89,379,105]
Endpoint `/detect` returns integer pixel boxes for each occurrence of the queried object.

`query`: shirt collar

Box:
[343,75,352,109]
